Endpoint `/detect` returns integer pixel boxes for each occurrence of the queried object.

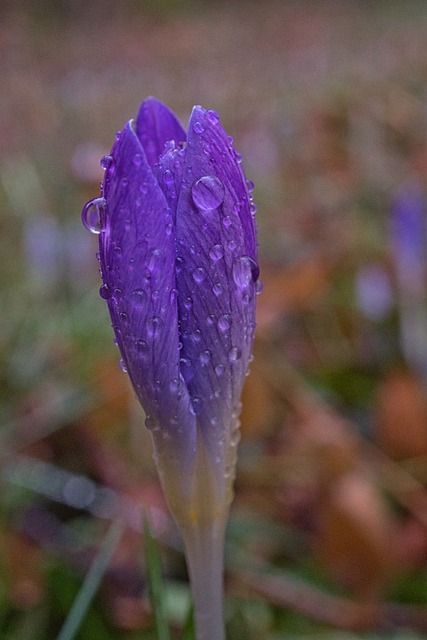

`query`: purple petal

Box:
[174,106,257,453]
[136,97,186,169]
[99,121,196,462]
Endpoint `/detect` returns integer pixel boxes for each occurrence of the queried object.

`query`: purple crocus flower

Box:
[82,97,258,640]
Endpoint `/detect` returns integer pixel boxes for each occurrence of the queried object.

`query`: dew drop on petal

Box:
[184,296,193,310]
[132,288,147,307]
[132,153,143,166]
[218,314,231,333]
[191,329,202,343]
[145,415,159,431]
[213,283,223,297]
[191,175,224,211]
[135,339,148,353]
[118,358,128,373]
[215,363,225,377]
[148,249,162,272]
[100,155,113,170]
[147,316,163,337]
[232,256,260,288]
[192,121,205,134]
[192,267,206,284]
[113,287,123,300]
[163,169,174,184]
[229,346,242,362]
[170,378,180,393]
[207,110,220,125]
[256,280,264,295]
[209,244,224,261]
[99,283,111,299]
[199,350,211,366]
[81,197,106,234]
[222,215,232,229]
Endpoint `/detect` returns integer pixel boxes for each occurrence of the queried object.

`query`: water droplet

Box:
[193,121,205,134]
[192,397,202,414]
[228,240,237,252]
[250,202,258,216]
[191,176,224,211]
[184,296,193,310]
[163,169,174,184]
[207,110,220,125]
[191,329,202,343]
[170,288,178,303]
[81,197,106,234]
[119,358,128,373]
[113,287,123,300]
[256,280,264,295]
[209,244,224,261]
[232,256,259,288]
[222,215,232,229]
[135,339,148,353]
[207,314,216,326]
[233,202,241,214]
[115,130,121,140]
[246,179,255,192]
[120,311,129,324]
[175,256,183,273]
[147,316,163,337]
[148,249,162,272]
[229,346,242,362]
[170,378,180,393]
[215,364,225,377]
[121,177,128,189]
[133,153,143,166]
[234,151,243,163]
[151,290,159,302]
[199,350,211,366]
[213,283,223,297]
[145,415,159,431]
[192,267,206,284]
[218,314,231,333]
[140,183,148,194]
[99,283,111,299]
[100,155,113,170]
[165,222,173,236]
[132,288,147,306]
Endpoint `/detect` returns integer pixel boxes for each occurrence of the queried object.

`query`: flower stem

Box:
[181,517,227,640]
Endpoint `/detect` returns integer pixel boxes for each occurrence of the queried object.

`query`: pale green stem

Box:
[152,426,235,640]
[181,517,227,640]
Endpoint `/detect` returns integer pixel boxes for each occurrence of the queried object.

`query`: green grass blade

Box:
[181,602,195,640]
[143,512,171,640]
[55,519,124,640]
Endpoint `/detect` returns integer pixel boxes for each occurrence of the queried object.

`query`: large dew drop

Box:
[81,198,106,234]
[232,256,260,288]
[191,175,224,211]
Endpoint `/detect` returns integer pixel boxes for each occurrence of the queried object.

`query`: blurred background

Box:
[2,0,427,638]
